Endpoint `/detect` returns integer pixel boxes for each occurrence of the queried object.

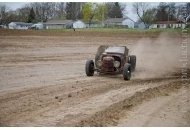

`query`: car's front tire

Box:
[85,60,94,76]
[123,63,131,80]
[129,55,136,72]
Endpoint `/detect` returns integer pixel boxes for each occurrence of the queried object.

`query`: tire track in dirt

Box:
[0,76,180,126]
[75,79,188,127]
[117,87,190,126]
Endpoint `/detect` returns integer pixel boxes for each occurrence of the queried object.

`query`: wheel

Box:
[123,63,131,80]
[85,60,94,76]
[129,55,136,72]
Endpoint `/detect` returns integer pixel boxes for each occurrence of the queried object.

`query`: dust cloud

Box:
[130,33,181,79]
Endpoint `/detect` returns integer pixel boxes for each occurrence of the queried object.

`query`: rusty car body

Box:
[85,45,136,80]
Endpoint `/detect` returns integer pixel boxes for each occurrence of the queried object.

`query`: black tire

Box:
[123,63,131,80]
[129,55,136,72]
[85,60,94,76]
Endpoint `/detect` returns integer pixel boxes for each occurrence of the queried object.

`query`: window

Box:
[160,24,164,28]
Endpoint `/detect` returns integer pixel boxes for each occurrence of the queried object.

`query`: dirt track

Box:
[0,29,189,126]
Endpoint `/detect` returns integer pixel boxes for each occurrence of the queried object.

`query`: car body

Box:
[85,45,136,80]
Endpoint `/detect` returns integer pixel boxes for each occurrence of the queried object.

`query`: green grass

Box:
[44,28,190,34]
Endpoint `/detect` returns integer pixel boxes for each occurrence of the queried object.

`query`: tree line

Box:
[0,2,189,27]
[0,2,125,25]
[132,2,190,28]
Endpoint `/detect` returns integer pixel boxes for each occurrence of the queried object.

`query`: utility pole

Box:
[102,3,104,27]
[167,8,170,28]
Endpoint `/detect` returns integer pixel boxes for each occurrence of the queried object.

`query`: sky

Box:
[0,2,185,22]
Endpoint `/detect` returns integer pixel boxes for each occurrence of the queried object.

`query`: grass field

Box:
[45,28,190,34]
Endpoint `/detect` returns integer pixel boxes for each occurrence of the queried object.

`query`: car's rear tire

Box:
[129,55,136,72]
[85,60,94,76]
[123,63,131,80]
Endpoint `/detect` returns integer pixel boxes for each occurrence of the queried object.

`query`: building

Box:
[104,17,135,28]
[45,20,73,29]
[8,22,33,29]
[73,20,86,28]
[134,22,148,29]
[151,21,185,29]
[84,21,101,28]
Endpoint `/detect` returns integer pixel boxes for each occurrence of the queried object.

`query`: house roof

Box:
[10,22,33,26]
[84,21,99,24]
[45,20,73,25]
[155,21,183,24]
[104,17,135,24]
[83,20,99,24]
[104,18,126,24]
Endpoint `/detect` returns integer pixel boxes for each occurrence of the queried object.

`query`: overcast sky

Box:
[0,2,185,22]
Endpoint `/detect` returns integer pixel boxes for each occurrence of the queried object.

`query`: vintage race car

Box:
[85,45,136,80]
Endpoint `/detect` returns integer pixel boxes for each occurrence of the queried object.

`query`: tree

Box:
[82,3,106,27]
[82,3,98,27]
[96,3,107,26]
[65,2,73,19]
[167,3,176,21]
[0,4,10,24]
[65,2,84,20]
[183,2,190,22]
[155,2,177,22]
[111,2,122,18]
[28,7,35,23]
[141,8,156,28]
[105,2,123,18]
[132,2,150,27]
[105,2,113,18]
[155,3,168,21]
[187,3,190,17]
[16,4,30,22]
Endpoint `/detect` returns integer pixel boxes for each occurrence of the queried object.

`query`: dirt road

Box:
[0,29,189,126]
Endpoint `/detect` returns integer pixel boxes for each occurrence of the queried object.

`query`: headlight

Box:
[114,61,120,68]
[96,60,103,67]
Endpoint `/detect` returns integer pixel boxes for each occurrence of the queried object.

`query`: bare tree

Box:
[119,3,127,17]
[65,2,84,20]
[0,4,10,24]
[173,3,190,23]
[105,2,114,18]
[132,2,150,22]
[56,2,66,19]
[16,4,31,22]
[105,2,126,18]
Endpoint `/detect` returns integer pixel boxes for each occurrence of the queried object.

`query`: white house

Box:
[104,17,135,28]
[45,20,73,29]
[84,21,101,28]
[73,20,86,28]
[151,21,186,29]
[8,22,33,30]
[122,18,135,28]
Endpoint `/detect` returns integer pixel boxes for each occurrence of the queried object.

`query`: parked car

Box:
[85,45,136,80]
[29,23,44,30]
[0,25,6,28]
